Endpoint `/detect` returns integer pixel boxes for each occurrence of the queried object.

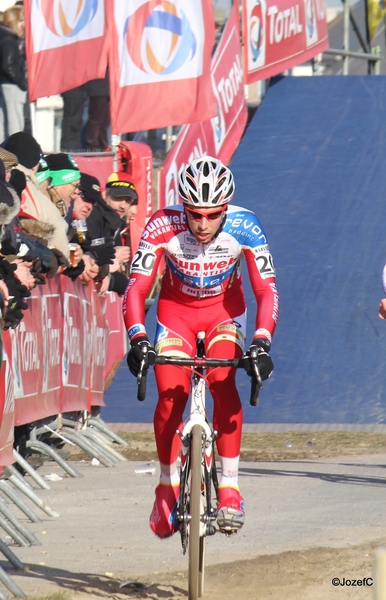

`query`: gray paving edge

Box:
[106,422,386,433]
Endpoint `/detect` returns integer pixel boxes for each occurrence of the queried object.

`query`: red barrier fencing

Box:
[0,277,127,467]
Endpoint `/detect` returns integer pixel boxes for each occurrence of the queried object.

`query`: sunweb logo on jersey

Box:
[125,1,196,75]
[117,0,205,85]
[32,0,104,51]
[248,0,266,69]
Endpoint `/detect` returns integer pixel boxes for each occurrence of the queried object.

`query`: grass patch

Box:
[108,430,386,462]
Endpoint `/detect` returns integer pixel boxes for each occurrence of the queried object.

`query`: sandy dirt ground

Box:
[4,431,386,600]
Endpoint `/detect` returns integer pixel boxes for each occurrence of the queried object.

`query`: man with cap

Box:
[103,171,138,222]
[72,172,100,221]
[69,172,113,288]
[102,171,138,265]
[44,153,80,210]
[85,171,138,295]
[3,132,70,258]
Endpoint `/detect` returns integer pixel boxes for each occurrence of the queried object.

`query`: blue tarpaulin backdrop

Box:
[102,75,386,425]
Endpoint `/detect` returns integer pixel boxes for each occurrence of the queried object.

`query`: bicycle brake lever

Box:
[249,347,263,389]
[137,344,148,386]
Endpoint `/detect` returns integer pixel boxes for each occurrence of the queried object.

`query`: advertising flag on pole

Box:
[107,0,217,134]
[158,2,248,208]
[366,0,386,41]
[25,0,109,102]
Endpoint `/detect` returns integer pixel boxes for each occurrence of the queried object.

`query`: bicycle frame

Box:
[136,335,262,600]
[177,333,218,542]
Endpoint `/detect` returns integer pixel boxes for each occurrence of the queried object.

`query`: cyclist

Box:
[123,156,279,538]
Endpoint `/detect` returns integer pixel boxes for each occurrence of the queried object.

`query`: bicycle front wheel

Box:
[189,424,204,600]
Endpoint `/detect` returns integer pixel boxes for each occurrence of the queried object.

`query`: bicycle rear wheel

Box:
[189,424,204,600]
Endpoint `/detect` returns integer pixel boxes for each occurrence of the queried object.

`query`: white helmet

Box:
[178,156,235,207]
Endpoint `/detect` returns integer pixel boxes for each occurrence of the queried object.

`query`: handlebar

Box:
[136,352,262,406]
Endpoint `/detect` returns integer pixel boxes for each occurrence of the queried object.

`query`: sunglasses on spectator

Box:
[185,207,226,221]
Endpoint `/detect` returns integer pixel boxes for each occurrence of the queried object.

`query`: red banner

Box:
[107,0,217,133]
[242,0,329,83]
[158,2,248,208]
[0,278,127,431]
[61,277,91,413]
[89,289,110,407]
[0,335,15,468]
[104,294,127,383]
[25,0,109,101]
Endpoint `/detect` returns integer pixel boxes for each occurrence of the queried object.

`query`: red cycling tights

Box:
[153,292,246,466]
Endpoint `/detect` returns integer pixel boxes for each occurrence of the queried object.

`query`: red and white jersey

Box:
[123,204,279,344]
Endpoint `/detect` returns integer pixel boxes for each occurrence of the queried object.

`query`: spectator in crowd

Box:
[44,152,80,212]
[0,152,71,285]
[85,171,138,294]
[0,5,27,140]
[0,162,31,329]
[70,173,115,292]
[60,71,110,152]
[3,132,70,258]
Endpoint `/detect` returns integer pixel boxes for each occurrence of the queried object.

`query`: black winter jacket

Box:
[86,200,126,245]
[86,201,129,295]
[0,25,26,90]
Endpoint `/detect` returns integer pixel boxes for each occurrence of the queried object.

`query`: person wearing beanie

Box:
[45,153,80,209]
[3,131,41,169]
[2,133,70,258]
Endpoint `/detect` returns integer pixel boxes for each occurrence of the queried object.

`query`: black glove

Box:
[43,248,69,278]
[9,169,26,198]
[27,256,46,285]
[2,276,31,330]
[126,336,156,377]
[0,259,17,279]
[62,259,85,280]
[246,338,274,381]
[0,238,18,256]
[88,241,115,266]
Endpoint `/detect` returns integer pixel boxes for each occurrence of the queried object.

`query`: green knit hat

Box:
[45,153,80,187]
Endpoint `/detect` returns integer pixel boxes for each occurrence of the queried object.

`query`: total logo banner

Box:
[30,0,105,52]
[115,0,206,86]
[243,0,328,83]
[159,2,248,207]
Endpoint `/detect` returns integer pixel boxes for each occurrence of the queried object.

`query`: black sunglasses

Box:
[185,208,226,221]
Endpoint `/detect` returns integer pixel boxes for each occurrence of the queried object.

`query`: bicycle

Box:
[136,332,262,600]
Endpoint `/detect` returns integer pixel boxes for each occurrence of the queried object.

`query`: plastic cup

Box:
[68,243,77,267]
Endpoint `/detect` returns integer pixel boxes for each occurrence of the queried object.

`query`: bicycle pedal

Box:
[217,509,245,534]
